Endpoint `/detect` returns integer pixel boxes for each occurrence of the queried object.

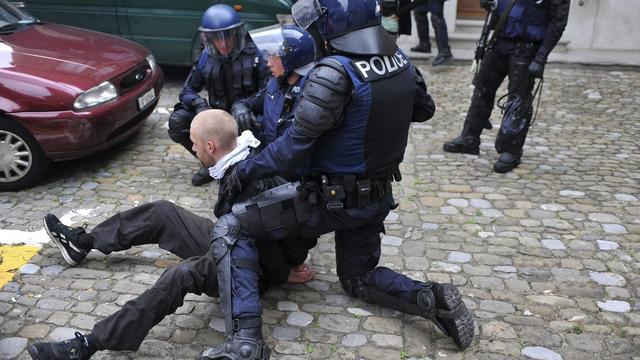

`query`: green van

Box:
[21,0,293,65]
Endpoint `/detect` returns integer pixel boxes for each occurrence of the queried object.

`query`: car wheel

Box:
[0,117,50,191]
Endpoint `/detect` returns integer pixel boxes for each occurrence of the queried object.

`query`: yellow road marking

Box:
[0,245,40,288]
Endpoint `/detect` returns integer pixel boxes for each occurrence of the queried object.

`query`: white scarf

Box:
[208,130,260,180]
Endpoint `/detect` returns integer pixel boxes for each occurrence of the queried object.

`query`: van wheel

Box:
[0,116,50,191]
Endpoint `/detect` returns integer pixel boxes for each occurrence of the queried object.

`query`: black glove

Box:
[528,59,545,78]
[192,97,210,114]
[220,164,245,204]
[479,0,493,10]
[231,102,260,133]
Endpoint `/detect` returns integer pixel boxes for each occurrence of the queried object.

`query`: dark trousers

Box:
[413,0,450,53]
[461,39,538,153]
[228,191,429,318]
[89,201,309,350]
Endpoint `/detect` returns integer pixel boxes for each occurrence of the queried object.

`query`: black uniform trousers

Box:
[461,38,539,153]
[88,200,310,351]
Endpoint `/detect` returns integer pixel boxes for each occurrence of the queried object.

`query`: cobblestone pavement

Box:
[1,63,639,360]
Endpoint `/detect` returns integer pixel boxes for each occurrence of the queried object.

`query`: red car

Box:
[0,1,163,191]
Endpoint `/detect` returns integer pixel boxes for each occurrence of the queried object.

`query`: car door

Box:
[119,0,215,66]
[23,0,122,36]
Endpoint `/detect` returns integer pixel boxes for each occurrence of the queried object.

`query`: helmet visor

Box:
[292,0,323,30]
[249,25,286,59]
[200,26,246,56]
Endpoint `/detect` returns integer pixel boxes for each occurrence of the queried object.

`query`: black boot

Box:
[199,317,270,360]
[411,43,432,53]
[493,150,522,173]
[417,283,475,350]
[28,332,97,360]
[44,214,92,265]
[443,136,480,155]
[191,166,213,186]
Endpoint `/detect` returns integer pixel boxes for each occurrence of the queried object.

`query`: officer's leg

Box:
[411,3,431,53]
[203,214,269,360]
[336,223,475,350]
[430,0,452,65]
[168,103,197,157]
[89,200,213,259]
[494,43,538,171]
[91,254,218,351]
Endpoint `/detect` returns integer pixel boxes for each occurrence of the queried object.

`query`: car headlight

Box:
[73,81,117,110]
[146,54,157,73]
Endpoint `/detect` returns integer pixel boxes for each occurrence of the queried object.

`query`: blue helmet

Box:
[292,0,396,55]
[250,25,317,75]
[199,4,246,57]
[281,25,317,73]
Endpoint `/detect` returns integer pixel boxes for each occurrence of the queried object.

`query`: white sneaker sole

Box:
[43,217,78,266]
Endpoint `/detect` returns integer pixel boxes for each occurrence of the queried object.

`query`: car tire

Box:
[0,116,50,191]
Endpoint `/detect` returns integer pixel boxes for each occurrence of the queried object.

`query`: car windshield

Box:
[0,1,38,30]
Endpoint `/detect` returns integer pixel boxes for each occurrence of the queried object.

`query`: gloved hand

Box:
[220,164,244,204]
[479,0,494,10]
[192,97,210,114]
[528,59,545,78]
[231,102,260,133]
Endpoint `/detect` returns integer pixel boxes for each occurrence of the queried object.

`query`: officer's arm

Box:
[241,88,267,115]
[238,60,352,180]
[179,55,208,109]
[411,67,436,123]
[535,0,571,63]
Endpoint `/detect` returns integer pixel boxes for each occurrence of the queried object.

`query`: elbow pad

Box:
[294,58,352,138]
[412,67,436,122]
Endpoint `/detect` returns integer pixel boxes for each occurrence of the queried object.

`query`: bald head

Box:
[191,109,238,153]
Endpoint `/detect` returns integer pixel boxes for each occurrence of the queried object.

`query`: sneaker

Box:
[191,166,213,186]
[442,136,480,155]
[27,331,95,360]
[418,283,475,350]
[44,214,89,266]
[493,150,522,173]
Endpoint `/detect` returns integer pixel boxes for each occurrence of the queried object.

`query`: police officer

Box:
[231,25,317,158]
[443,0,570,172]
[168,4,269,186]
[202,1,474,358]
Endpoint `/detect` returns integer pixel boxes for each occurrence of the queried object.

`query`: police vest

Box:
[308,50,415,178]
[199,42,265,112]
[259,76,305,146]
[497,0,549,42]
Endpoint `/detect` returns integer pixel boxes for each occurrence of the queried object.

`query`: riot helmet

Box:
[291,0,396,55]
[250,25,317,78]
[199,4,246,57]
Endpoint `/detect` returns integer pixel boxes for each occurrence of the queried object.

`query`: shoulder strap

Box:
[488,0,518,48]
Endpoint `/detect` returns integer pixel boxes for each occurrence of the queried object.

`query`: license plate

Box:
[137,88,156,110]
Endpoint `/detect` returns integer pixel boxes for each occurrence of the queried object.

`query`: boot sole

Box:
[27,344,42,360]
[493,159,521,173]
[443,144,479,156]
[437,284,475,350]
[43,217,78,266]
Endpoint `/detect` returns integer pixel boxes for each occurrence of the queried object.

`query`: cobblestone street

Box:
[0,63,638,360]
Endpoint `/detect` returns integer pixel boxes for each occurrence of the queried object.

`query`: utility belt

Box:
[314,172,396,211]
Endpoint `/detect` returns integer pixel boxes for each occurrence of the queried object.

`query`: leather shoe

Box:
[410,43,431,53]
[191,166,213,186]
[432,52,453,66]
[443,136,480,155]
[493,150,522,173]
